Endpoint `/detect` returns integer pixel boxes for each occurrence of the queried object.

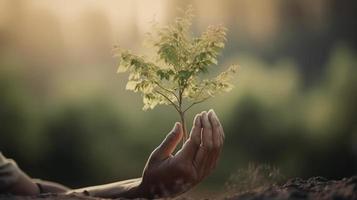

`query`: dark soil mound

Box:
[227,176,357,200]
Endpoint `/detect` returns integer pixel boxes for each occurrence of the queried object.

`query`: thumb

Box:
[154,122,183,160]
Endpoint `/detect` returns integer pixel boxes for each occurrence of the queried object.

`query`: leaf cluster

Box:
[115,7,237,112]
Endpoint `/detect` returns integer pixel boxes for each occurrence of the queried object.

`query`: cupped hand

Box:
[138,109,224,198]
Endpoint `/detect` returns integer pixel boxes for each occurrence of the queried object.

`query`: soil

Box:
[226,176,357,200]
[0,176,356,200]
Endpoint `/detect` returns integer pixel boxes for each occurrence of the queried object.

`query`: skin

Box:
[137,109,224,198]
[3,109,224,199]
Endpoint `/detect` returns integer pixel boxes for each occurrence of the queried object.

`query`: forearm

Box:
[69,178,146,199]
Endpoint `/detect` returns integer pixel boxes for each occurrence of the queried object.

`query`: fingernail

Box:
[202,111,210,125]
[202,111,207,120]
[194,115,201,126]
[212,109,218,118]
[208,109,213,117]
[173,122,180,133]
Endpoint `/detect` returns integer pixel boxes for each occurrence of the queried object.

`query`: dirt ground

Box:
[226,176,357,200]
[0,176,356,200]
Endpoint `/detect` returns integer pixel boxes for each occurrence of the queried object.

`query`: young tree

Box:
[115,7,237,142]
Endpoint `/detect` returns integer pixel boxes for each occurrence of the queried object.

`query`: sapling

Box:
[115,7,237,142]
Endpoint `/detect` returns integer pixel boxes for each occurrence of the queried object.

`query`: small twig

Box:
[183,96,210,113]
[154,81,180,102]
[155,90,181,113]
[181,83,209,113]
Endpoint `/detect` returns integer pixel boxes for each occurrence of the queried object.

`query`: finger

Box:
[190,114,202,146]
[215,111,225,139]
[217,114,225,169]
[209,109,225,146]
[215,110,225,148]
[200,110,223,177]
[209,109,221,151]
[153,122,183,161]
[194,147,209,180]
[201,110,219,175]
[209,109,223,170]
[201,111,213,150]
[176,114,202,161]
[194,111,213,179]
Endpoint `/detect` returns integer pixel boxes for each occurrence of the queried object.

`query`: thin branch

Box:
[154,81,180,102]
[179,88,183,107]
[183,96,210,113]
[181,83,208,113]
[180,85,186,104]
[154,90,181,113]
[178,81,188,108]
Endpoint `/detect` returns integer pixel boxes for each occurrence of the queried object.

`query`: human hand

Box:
[138,109,224,198]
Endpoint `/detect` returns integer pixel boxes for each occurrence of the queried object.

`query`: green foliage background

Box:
[0,0,356,197]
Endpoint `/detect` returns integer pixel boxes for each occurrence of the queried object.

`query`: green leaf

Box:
[126,81,138,91]
[117,65,127,73]
[178,70,192,80]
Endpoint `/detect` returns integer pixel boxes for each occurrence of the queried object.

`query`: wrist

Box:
[118,178,151,199]
[136,179,172,199]
[121,178,143,198]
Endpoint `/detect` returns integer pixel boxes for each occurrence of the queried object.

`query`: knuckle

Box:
[204,126,212,134]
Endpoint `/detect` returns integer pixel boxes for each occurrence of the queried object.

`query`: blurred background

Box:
[0,0,356,197]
